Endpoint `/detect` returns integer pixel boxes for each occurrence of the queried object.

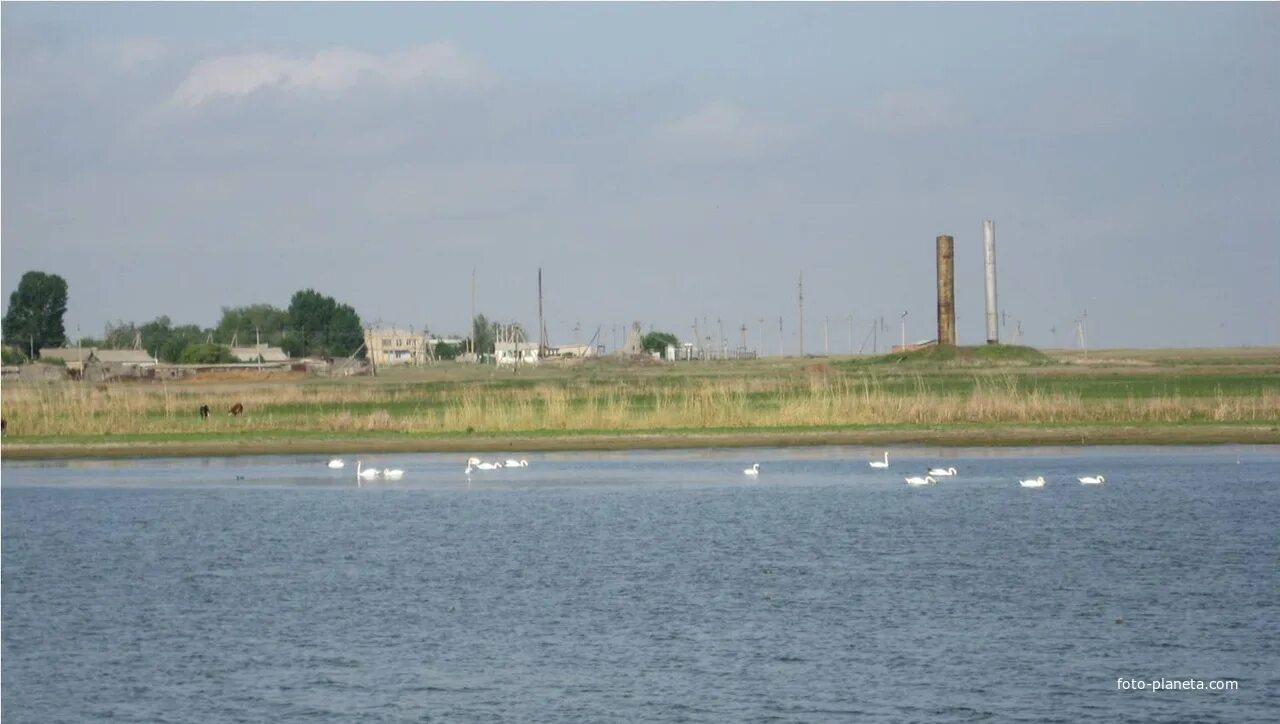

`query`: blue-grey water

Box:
[3,446,1277,722]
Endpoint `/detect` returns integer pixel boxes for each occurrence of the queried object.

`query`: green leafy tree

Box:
[2,345,28,364]
[2,271,68,356]
[158,324,204,363]
[285,289,364,358]
[178,343,238,364]
[641,331,679,354]
[471,314,496,354]
[215,304,289,346]
[103,320,141,349]
[433,341,463,360]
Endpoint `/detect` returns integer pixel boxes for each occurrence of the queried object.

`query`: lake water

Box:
[3,446,1278,722]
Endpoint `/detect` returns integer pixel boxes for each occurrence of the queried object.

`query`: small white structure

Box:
[494,341,539,366]
[229,344,289,363]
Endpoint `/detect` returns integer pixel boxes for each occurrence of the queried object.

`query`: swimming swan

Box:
[504,459,529,468]
[744,463,760,476]
[1079,475,1105,485]
[383,468,405,480]
[869,451,890,469]
[1019,476,1046,488]
[905,475,937,486]
[927,467,957,476]
[327,458,345,469]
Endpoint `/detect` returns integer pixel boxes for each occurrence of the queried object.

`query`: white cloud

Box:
[171,43,492,108]
[653,101,785,161]
[860,88,961,132]
[110,37,167,71]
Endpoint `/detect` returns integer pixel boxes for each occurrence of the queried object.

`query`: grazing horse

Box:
[229,402,244,416]
[199,405,210,419]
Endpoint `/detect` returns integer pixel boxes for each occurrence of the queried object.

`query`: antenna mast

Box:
[538,268,548,356]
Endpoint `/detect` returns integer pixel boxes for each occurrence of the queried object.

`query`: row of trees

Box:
[4,269,684,366]
[2,270,365,364]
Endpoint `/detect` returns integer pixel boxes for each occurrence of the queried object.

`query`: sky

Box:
[3,2,1278,353]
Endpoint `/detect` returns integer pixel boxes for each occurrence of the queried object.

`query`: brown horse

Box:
[229,403,244,416]
[199,405,210,419]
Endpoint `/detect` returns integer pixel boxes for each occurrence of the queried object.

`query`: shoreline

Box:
[3,424,1277,460]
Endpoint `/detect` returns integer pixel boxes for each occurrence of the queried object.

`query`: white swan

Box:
[1019,476,1046,488]
[327,458,345,469]
[1079,475,1105,485]
[504,459,529,468]
[927,466,957,476]
[905,475,937,486]
[383,468,404,480]
[357,461,381,480]
[475,461,503,471]
[744,463,760,476]
[869,451,889,469]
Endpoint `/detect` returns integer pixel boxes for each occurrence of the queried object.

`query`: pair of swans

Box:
[466,457,529,474]
[355,460,404,485]
[1019,475,1106,488]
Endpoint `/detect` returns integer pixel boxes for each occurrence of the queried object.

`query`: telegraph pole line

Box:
[469,267,476,356]
[798,272,805,357]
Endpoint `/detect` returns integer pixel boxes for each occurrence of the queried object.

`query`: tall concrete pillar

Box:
[984,220,999,344]
[937,234,956,346]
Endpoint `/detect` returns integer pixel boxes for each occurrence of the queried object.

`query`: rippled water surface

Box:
[4,446,1278,722]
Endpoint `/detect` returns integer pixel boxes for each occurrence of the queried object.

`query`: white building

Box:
[364,328,430,366]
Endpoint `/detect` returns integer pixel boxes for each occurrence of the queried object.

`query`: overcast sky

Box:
[4,3,1278,352]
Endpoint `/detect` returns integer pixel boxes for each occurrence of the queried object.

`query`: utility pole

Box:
[717,318,725,360]
[778,317,784,357]
[1082,309,1089,359]
[797,273,805,357]
[693,318,701,360]
[469,268,476,356]
[739,323,748,359]
[538,268,547,357]
[900,311,908,350]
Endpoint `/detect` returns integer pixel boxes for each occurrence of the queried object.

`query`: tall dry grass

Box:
[2,375,1277,438]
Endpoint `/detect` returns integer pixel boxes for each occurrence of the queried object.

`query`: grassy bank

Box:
[3,346,1278,459]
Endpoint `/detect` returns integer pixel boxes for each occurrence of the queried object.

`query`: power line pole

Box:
[469,267,476,356]
[778,316,783,357]
[900,311,908,350]
[537,268,547,357]
[797,272,805,357]
[717,318,725,359]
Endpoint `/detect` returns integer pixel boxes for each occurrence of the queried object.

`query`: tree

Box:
[641,330,679,354]
[2,271,68,356]
[215,304,289,346]
[471,314,495,355]
[285,289,364,358]
[433,341,463,360]
[178,343,238,364]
